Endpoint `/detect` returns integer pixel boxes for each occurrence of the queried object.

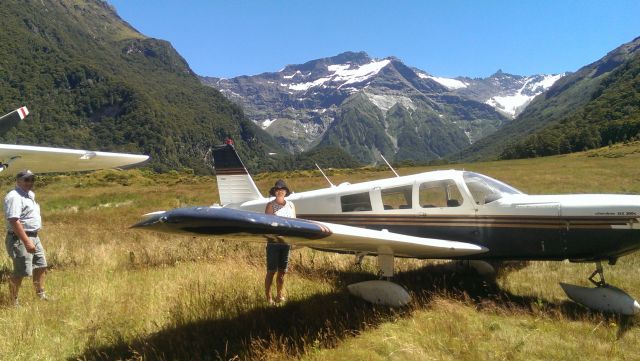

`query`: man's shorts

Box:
[266,242,290,272]
[5,233,47,277]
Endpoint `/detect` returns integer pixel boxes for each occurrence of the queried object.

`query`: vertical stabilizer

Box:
[0,106,29,135]
[213,143,264,205]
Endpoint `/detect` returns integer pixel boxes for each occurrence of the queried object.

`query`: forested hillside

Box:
[456,36,640,161]
[0,0,282,173]
[500,54,640,159]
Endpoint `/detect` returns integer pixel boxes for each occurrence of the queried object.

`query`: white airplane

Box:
[133,143,640,314]
[0,106,149,174]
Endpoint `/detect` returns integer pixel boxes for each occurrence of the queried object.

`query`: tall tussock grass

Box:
[1,143,640,360]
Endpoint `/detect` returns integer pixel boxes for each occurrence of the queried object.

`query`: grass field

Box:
[1,142,640,360]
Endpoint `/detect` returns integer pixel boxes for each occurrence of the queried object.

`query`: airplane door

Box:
[417,179,480,243]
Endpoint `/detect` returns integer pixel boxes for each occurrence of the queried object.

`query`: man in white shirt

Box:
[4,170,48,306]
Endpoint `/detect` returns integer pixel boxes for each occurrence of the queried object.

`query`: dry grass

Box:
[0,143,640,360]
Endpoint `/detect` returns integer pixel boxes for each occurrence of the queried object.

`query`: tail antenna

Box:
[315,163,336,187]
[380,154,400,178]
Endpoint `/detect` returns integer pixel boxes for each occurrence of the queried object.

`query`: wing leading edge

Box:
[0,144,149,175]
[132,206,488,259]
[0,106,149,174]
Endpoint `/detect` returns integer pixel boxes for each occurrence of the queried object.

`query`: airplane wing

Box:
[0,106,149,174]
[0,144,149,175]
[132,206,488,258]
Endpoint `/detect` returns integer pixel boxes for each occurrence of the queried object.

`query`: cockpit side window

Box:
[381,185,413,210]
[341,192,372,212]
[419,180,463,208]
[463,171,522,205]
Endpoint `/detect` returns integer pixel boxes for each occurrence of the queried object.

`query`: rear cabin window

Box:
[381,185,413,210]
[419,180,464,208]
[341,192,372,212]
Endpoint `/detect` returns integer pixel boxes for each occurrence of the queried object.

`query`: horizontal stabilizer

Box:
[132,206,488,258]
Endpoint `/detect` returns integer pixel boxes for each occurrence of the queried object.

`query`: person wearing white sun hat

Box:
[264,179,296,305]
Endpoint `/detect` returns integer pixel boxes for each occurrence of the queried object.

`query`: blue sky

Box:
[108,0,640,78]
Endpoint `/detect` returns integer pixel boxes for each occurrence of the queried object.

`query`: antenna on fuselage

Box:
[380,154,400,178]
[315,163,336,187]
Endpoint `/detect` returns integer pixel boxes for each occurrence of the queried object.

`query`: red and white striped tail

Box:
[17,106,29,120]
[0,106,30,135]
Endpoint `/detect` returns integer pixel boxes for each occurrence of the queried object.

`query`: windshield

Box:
[463,172,523,205]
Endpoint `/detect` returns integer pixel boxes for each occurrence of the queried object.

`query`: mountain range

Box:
[458,35,640,161]
[202,52,563,164]
[1,0,638,171]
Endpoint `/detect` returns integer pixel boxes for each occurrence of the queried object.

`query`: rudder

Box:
[213,143,264,205]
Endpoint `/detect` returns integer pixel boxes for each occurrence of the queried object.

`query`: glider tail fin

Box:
[0,106,29,135]
[213,142,264,205]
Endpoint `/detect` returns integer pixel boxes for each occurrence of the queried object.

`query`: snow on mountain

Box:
[260,118,277,129]
[417,73,468,89]
[332,59,391,86]
[535,73,564,89]
[283,71,301,79]
[285,59,391,91]
[485,93,532,118]
[484,73,565,117]
[287,77,332,91]
[201,52,563,160]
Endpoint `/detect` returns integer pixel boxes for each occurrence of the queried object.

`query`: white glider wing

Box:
[0,106,149,174]
[0,144,149,175]
[132,207,488,259]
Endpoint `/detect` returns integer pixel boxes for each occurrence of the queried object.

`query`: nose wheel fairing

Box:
[560,261,640,315]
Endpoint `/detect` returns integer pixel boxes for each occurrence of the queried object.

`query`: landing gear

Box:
[377,253,394,280]
[353,252,366,269]
[560,261,640,315]
[0,155,21,173]
[346,251,411,307]
[449,260,496,277]
[587,261,606,287]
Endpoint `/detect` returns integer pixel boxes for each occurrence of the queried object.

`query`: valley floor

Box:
[1,142,640,360]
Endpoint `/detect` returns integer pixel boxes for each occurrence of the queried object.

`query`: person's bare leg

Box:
[275,270,286,302]
[265,271,276,303]
[9,275,23,304]
[33,267,46,298]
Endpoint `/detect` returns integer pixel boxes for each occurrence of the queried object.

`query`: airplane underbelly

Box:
[479,225,565,259]
[563,223,640,260]
[478,216,640,260]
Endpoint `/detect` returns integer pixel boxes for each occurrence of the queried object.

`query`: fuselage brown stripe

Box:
[215,167,247,175]
[299,214,632,229]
